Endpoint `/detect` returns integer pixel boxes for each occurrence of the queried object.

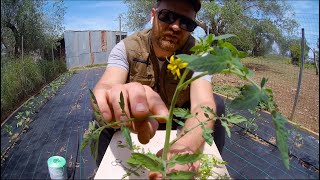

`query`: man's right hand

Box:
[92,82,168,144]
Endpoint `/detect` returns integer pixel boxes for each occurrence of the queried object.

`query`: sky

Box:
[64,0,319,49]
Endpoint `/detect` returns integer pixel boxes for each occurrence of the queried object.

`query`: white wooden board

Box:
[95,130,229,179]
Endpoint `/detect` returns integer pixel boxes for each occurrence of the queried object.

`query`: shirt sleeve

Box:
[192,72,213,83]
[106,41,129,71]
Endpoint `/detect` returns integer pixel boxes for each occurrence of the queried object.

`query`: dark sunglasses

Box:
[156,9,198,32]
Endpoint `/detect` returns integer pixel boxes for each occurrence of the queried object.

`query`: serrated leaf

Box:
[127,153,164,172]
[202,128,214,146]
[119,91,125,113]
[171,152,203,165]
[121,125,132,150]
[173,108,194,119]
[200,106,215,116]
[176,54,199,63]
[166,171,195,179]
[221,121,231,138]
[226,114,247,124]
[230,84,268,110]
[173,118,185,126]
[188,52,232,75]
[271,111,289,169]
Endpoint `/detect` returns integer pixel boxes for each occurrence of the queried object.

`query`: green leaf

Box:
[202,128,214,146]
[90,140,98,160]
[221,121,231,138]
[173,118,185,126]
[119,91,125,114]
[173,108,194,119]
[89,89,107,126]
[230,84,268,110]
[213,34,236,41]
[205,34,214,44]
[171,152,203,165]
[176,54,199,63]
[166,171,195,179]
[219,41,239,57]
[271,111,290,169]
[80,134,92,151]
[127,153,164,172]
[225,114,247,124]
[261,77,268,88]
[187,51,232,75]
[200,106,215,116]
[121,125,133,149]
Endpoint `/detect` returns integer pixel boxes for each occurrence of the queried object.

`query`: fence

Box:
[218,13,319,134]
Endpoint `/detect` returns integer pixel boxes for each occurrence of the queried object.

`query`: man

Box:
[92,0,225,176]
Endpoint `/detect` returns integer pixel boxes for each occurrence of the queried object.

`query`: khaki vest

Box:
[123,29,196,108]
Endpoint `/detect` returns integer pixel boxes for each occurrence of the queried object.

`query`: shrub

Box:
[1,55,67,118]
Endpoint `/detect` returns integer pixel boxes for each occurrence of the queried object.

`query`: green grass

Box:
[212,84,241,99]
[1,55,67,117]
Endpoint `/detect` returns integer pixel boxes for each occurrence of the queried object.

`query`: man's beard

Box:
[154,30,185,52]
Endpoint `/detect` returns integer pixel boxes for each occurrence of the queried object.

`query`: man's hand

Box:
[149,143,200,179]
[93,82,168,144]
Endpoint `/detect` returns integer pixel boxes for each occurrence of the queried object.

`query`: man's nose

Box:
[170,19,181,31]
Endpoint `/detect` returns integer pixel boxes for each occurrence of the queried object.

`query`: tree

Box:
[1,0,66,57]
[122,0,298,57]
[123,0,155,32]
[288,38,310,65]
[197,0,298,56]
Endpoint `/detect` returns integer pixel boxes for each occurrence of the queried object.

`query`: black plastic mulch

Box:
[1,67,319,179]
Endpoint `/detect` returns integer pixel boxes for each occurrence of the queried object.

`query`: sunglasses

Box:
[156,9,198,32]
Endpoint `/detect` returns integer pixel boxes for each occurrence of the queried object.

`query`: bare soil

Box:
[212,57,319,133]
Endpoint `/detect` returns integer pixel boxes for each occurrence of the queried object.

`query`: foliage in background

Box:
[1,0,65,56]
[1,56,67,119]
[122,0,299,57]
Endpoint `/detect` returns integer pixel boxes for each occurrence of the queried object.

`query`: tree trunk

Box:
[4,21,20,57]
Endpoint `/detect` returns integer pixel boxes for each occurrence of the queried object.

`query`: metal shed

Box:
[64,30,127,69]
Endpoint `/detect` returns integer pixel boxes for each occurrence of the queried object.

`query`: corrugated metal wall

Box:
[64,30,127,69]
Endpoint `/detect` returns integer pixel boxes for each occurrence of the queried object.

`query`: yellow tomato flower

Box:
[167,55,188,79]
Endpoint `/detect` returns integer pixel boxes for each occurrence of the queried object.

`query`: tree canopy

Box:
[122,0,299,57]
[1,0,66,57]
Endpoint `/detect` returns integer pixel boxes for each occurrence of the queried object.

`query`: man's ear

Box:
[150,8,156,25]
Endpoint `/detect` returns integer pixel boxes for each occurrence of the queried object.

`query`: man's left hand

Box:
[149,143,200,179]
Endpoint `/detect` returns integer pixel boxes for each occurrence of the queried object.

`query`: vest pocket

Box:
[129,61,155,87]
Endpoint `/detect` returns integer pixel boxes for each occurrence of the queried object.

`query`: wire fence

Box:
[243,13,319,133]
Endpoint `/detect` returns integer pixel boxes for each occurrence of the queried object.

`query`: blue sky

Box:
[64,0,319,48]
